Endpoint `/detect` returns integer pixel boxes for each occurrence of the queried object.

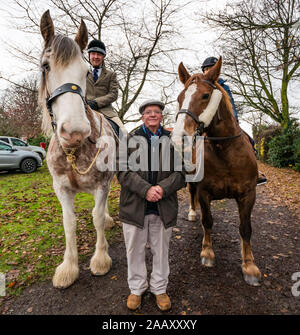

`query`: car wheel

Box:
[20,158,37,173]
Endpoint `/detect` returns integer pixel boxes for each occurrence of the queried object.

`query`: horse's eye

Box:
[202,93,209,100]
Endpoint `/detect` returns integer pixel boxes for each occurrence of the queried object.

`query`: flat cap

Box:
[139,99,165,114]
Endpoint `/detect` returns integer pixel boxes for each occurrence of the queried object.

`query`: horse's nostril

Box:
[60,123,71,140]
[59,122,90,145]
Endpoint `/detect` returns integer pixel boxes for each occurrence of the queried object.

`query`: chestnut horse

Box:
[39,11,116,288]
[171,57,261,286]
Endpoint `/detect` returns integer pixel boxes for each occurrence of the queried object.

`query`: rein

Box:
[203,132,242,141]
[42,68,102,175]
[62,113,103,175]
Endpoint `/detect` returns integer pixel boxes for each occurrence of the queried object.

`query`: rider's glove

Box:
[87,100,99,111]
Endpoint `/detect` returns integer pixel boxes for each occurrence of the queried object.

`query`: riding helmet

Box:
[201,57,218,72]
[87,39,106,56]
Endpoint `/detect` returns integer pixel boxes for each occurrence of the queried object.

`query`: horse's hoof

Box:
[243,274,261,286]
[90,253,112,276]
[52,263,79,289]
[188,214,196,221]
[53,282,74,289]
[201,257,215,267]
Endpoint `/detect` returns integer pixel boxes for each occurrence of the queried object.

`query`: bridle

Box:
[175,79,242,143]
[42,67,88,132]
[41,66,103,175]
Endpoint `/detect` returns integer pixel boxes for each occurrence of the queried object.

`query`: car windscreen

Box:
[0,138,9,144]
[11,138,27,146]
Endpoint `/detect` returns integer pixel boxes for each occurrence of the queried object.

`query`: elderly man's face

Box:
[142,105,163,128]
[90,52,104,68]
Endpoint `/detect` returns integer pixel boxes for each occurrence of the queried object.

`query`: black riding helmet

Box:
[87,39,106,56]
[201,57,218,72]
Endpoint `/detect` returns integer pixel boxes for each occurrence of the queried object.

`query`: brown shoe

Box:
[127,294,141,310]
[155,293,171,311]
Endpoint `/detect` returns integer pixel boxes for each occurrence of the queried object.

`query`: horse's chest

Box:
[47,153,111,192]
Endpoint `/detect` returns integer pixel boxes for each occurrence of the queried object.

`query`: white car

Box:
[0,136,46,160]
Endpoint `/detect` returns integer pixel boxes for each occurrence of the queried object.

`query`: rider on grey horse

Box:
[86,39,127,137]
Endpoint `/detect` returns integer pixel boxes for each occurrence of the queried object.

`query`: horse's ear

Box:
[40,10,54,46]
[75,19,88,51]
[178,62,191,84]
[204,56,222,83]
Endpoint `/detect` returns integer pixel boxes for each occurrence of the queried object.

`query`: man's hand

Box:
[153,185,164,198]
[146,185,164,202]
[87,100,99,111]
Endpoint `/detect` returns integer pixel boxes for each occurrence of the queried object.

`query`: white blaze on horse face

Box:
[50,57,91,146]
[171,83,197,146]
[198,89,223,127]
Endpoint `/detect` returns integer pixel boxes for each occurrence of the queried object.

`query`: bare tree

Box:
[0,75,41,138]
[201,0,300,129]
[3,0,186,126]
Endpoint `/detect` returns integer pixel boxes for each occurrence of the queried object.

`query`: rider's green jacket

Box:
[86,64,119,119]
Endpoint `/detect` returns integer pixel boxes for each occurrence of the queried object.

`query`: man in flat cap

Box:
[117,100,186,311]
[86,39,126,136]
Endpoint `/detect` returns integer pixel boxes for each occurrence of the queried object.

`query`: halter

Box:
[176,79,242,143]
[42,67,103,175]
[42,68,88,132]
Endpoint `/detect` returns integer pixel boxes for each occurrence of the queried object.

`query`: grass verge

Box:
[0,164,120,300]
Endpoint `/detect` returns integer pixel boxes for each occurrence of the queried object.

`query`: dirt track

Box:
[1,187,299,315]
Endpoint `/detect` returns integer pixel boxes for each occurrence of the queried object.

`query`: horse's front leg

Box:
[90,188,112,275]
[104,199,115,230]
[52,186,79,288]
[188,183,197,221]
[236,190,261,286]
[199,194,215,267]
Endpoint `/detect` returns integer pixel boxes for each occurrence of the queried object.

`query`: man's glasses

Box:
[143,110,162,116]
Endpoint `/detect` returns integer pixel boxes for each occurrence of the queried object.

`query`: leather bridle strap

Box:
[204,131,242,141]
[178,107,242,142]
[202,79,217,89]
[176,109,200,125]
[46,83,86,112]
[176,80,242,142]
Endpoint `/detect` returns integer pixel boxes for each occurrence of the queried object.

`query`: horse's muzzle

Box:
[59,121,91,148]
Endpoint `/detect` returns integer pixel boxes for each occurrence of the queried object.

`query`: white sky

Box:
[0,0,299,136]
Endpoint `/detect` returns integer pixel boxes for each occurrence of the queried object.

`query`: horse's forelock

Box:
[38,34,82,135]
[51,34,81,68]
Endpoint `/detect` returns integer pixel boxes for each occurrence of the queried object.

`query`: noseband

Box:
[42,68,87,132]
[176,79,242,142]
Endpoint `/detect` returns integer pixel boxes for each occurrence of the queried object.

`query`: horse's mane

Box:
[185,73,233,116]
[39,35,81,135]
